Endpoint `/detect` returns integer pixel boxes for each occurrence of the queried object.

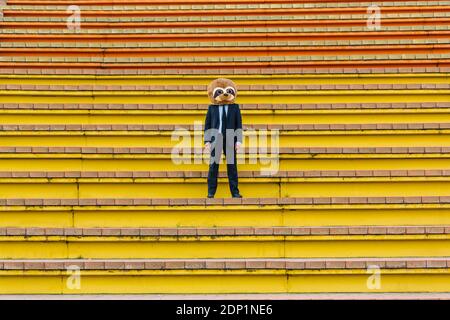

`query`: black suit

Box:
[204,103,242,196]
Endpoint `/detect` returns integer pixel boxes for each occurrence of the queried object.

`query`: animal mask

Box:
[207,78,237,105]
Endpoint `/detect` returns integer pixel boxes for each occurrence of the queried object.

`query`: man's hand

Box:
[235,142,242,151]
[204,142,211,153]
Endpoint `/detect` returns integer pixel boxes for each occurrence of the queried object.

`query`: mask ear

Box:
[207,82,216,103]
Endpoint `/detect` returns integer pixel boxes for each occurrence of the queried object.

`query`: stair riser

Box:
[5,6,450,18]
[0,271,449,294]
[1,180,450,198]
[3,19,449,30]
[4,47,450,58]
[1,157,449,172]
[1,207,450,228]
[2,111,450,125]
[0,237,449,259]
[7,1,450,10]
[0,133,449,148]
[1,74,448,85]
[2,91,448,104]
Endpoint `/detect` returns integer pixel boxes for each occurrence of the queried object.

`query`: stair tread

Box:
[1,170,450,178]
[2,27,447,34]
[1,146,449,154]
[2,66,448,74]
[2,54,449,62]
[1,196,449,206]
[1,257,449,270]
[1,102,447,110]
[2,16,449,28]
[7,1,449,11]
[1,123,450,131]
[2,83,448,91]
[1,225,449,236]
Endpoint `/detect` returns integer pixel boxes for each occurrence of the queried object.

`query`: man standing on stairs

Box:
[204,78,243,198]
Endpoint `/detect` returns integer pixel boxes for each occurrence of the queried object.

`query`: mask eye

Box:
[226,88,235,96]
[213,88,224,98]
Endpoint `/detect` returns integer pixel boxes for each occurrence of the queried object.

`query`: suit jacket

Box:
[204,103,243,144]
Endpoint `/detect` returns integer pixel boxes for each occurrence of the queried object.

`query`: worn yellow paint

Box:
[2,74,449,86]
[0,275,62,295]
[286,271,450,293]
[1,130,450,148]
[0,210,73,228]
[2,109,450,125]
[0,177,449,199]
[1,90,448,104]
[0,269,449,294]
[1,155,450,172]
[1,205,449,228]
[1,73,448,86]
[0,235,449,259]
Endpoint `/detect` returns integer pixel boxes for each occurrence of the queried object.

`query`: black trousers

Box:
[207,133,240,196]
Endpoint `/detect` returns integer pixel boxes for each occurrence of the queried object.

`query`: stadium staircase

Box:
[0,0,449,296]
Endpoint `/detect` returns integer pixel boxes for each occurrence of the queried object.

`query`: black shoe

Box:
[232,194,242,198]
[207,194,215,198]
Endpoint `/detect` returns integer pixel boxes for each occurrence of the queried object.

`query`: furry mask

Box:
[207,78,237,105]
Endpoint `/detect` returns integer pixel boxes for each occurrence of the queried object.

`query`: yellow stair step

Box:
[1,126,449,148]
[0,226,449,259]
[2,147,449,172]
[2,109,450,125]
[2,89,448,105]
[1,176,450,199]
[0,196,449,228]
[0,257,449,294]
[3,73,446,86]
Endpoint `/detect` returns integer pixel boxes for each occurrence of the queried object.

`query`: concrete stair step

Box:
[7,0,450,6]
[2,146,448,153]
[0,123,449,149]
[2,39,448,48]
[4,18,449,31]
[0,172,450,199]
[2,26,449,34]
[2,57,449,71]
[4,5,450,19]
[0,257,449,294]
[1,66,448,75]
[2,225,449,236]
[1,257,449,270]
[2,86,447,105]
[3,123,450,130]
[7,1,450,11]
[1,73,447,86]
[4,12,450,23]
[2,47,449,59]
[1,196,448,228]
[0,226,449,259]
[2,170,450,178]
[1,145,449,173]
[3,106,450,125]
[2,196,449,206]
[2,293,450,299]
[2,83,449,91]
[1,102,447,110]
